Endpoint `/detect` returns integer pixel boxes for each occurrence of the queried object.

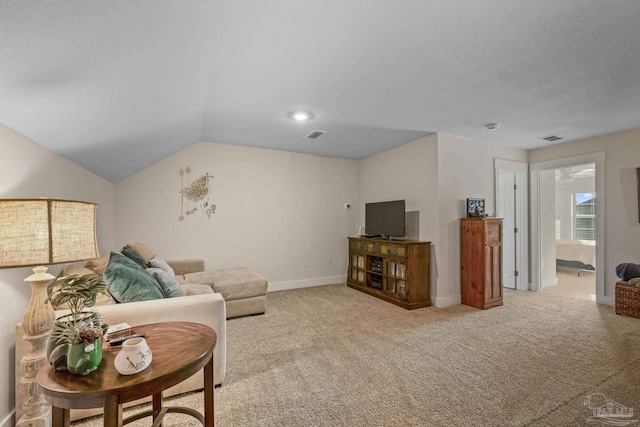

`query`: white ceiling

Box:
[2,1,640,182]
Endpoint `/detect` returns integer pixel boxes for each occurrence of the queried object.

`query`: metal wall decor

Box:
[179,166,216,221]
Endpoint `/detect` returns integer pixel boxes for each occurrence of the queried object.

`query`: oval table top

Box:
[37,321,217,409]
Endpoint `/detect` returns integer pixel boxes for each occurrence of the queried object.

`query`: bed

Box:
[556,239,596,274]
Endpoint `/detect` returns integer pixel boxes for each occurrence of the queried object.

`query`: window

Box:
[574,192,595,240]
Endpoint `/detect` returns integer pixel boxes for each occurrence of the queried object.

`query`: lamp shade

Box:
[0,198,99,268]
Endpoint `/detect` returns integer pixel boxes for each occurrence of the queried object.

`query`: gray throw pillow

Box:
[104,252,164,303]
[616,263,640,281]
[149,257,175,276]
[147,267,185,298]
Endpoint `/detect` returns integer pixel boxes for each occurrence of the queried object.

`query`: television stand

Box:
[360,234,408,241]
[347,237,431,310]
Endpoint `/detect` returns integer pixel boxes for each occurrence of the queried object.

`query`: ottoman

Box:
[180,267,268,318]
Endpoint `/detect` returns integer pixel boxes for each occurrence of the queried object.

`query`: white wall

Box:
[114,141,360,291]
[0,124,115,426]
[359,134,440,241]
[436,134,528,306]
[530,127,640,298]
[358,133,528,307]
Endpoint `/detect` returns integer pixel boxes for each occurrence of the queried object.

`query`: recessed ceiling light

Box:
[484,123,500,130]
[288,110,314,121]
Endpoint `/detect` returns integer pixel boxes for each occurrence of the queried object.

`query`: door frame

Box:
[529,152,608,304]
[495,159,529,290]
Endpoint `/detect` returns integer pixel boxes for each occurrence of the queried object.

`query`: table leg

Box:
[204,354,215,427]
[103,395,122,427]
[153,392,163,426]
[51,406,70,427]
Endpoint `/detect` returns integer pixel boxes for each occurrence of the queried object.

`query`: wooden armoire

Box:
[460,218,503,309]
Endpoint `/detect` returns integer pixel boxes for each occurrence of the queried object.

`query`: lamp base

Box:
[16,266,55,427]
[16,406,51,427]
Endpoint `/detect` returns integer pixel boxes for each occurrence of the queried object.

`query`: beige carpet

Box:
[543,268,596,301]
[73,284,640,426]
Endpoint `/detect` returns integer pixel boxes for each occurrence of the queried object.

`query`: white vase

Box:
[114,337,152,375]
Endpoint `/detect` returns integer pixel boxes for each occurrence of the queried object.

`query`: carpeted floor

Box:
[542,268,596,301]
[73,284,640,426]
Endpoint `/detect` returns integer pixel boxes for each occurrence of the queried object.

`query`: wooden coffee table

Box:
[37,321,217,427]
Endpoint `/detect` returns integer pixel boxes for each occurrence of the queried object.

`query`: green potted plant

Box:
[46,273,109,375]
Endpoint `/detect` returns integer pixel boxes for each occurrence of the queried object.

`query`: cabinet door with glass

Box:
[350,253,366,285]
[385,259,407,297]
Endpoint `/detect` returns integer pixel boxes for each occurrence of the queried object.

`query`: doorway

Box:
[530,152,607,304]
[542,163,596,301]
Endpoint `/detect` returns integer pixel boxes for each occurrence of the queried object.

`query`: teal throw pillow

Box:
[121,246,148,268]
[104,252,164,303]
[147,267,185,298]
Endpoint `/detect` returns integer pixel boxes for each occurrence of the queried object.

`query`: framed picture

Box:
[467,198,486,218]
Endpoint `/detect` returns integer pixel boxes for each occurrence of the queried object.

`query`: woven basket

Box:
[615,281,640,318]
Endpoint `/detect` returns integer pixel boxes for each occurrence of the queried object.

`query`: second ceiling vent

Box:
[306,130,326,139]
[540,135,563,142]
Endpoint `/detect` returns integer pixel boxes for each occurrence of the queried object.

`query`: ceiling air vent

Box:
[540,135,563,142]
[306,130,326,139]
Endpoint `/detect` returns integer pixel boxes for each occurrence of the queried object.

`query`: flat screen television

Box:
[365,200,406,239]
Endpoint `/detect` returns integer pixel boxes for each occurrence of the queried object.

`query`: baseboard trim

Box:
[600,295,614,306]
[434,294,460,308]
[1,410,15,427]
[268,276,346,292]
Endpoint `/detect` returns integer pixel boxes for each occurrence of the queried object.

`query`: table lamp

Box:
[0,198,99,427]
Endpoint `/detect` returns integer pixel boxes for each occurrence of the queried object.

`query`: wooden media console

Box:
[347,237,431,310]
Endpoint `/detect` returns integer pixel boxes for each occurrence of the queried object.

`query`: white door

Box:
[500,171,517,289]
[495,159,528,291]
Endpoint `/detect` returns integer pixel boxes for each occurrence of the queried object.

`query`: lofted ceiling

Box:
[2,1,640,183]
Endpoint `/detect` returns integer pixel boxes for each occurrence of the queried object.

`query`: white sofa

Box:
[15,284,226,422]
